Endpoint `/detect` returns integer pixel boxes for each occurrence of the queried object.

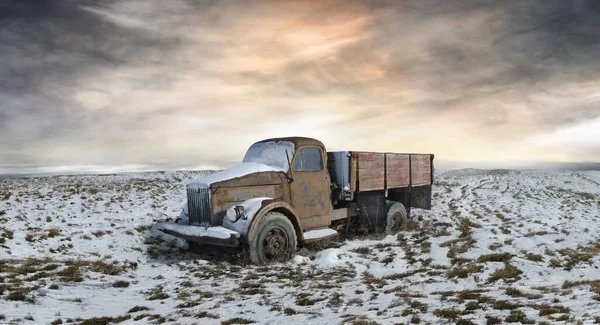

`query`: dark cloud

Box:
[1,1,172,93]
[0,0,189,160]
[1,0,599,173]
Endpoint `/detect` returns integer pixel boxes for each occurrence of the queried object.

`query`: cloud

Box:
[1,0,599,174]
[528,116,600,161]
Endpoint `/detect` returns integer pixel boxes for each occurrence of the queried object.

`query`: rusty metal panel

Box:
[213,185,283,213]
[331,208,349,221]
[386,153,410,188]
[357,152,385,191]
[224,186,282,203]
[411,154,432,186]
[289,145,333,230]
[209,172,288,222]
[213,172,281,188]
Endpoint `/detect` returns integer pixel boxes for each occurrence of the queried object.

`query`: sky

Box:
[1,0,599,174]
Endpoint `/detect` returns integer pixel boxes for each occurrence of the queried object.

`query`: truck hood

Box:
[186,162,282,190]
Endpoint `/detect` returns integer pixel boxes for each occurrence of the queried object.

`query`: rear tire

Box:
[386,201,407,235]
[249,212,297,264]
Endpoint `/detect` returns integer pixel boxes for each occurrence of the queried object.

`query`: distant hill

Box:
[535,162,600,171]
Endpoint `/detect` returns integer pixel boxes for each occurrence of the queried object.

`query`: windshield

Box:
[242,141,295,172]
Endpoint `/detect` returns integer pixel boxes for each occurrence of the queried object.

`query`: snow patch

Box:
[303,228,338,240]
[159,223,238,240]
[312,248,350,267]
[292,255,311,265]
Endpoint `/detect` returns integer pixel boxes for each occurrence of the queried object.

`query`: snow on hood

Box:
[187,162,282,189]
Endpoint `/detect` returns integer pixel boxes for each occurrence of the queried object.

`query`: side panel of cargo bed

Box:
[351,152,433,192]
[355,152,385,192]
[386,153,410,188]
[410,154,433,187]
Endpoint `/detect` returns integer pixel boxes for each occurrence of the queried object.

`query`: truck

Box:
[159,137,434,264]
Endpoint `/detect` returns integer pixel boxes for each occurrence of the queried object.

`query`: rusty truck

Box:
[159,137,434,264]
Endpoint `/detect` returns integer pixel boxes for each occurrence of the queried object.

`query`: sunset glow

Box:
[1,1,599,174]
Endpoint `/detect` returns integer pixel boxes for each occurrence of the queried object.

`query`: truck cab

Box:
[159,137,434,264]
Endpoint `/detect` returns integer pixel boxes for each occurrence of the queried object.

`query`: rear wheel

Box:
[386,201,407,235]
[249,212,297,264]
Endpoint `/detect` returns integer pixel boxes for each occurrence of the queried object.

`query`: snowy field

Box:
[1,169,600,324]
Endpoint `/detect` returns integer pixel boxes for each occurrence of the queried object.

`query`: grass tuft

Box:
[476,253,512,263]
[487,263,522,283]
[128,306,150,313]
[112,280,130,288]
[221,317,255,324]
[447,264,483,279]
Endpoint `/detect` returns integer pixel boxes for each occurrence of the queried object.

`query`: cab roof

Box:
[254,137,325,150]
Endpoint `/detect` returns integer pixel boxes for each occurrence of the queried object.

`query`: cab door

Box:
[289,146,333,229]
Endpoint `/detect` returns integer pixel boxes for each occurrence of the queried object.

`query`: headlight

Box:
[234,205,245,219]
[227,205,245,223]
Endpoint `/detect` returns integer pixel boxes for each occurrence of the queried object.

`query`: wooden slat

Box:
[411,154,432,186]
[357,160,384,168]
[359,177,385,191]
[357,168,385,177]
[357,152,385,191]
[386,153,410,188]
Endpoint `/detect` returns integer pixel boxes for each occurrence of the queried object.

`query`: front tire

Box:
[249,212,297,264]
[386,201,407,235]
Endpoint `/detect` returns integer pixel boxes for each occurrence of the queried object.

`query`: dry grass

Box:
[505,287,543,299]
[57,265,84,282]
[128,306,150,313]
[441,238,475,259]
[112,280,130,288]
[79,315,131,325]
[447,264,483,279]
[537,304,571,316]
[505,310,535,324]
[476,253,512,263]
[553,241,600,270]
[296,294,326,306]
[433,308,469,321]
[523,252,544,262]
[487,263,522,283]
[283,307,298,315]
[221,317,256,325]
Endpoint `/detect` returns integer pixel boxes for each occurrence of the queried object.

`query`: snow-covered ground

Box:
[1,169,599,324]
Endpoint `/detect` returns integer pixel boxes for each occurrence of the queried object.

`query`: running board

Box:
[302,228,339,242]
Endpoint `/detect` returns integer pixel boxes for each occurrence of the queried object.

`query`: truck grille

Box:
[187,188,211,225]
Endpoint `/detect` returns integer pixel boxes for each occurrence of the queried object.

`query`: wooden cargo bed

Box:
[350,152,434,192]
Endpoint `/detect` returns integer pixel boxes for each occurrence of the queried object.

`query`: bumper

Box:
[158,222,241,248]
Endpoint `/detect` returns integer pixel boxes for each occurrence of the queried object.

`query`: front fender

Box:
[221,197,272,238]
[247,199,303,242]
[222,198,303,242]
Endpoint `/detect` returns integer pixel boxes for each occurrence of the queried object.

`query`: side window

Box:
[293,147,323,172]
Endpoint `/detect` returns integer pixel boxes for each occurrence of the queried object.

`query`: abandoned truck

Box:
[159,137,434,264]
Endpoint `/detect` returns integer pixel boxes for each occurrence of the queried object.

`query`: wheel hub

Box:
[265,229,286,256]
[393,212,403,225]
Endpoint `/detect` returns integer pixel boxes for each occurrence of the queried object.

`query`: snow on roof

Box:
[186,162,282,189]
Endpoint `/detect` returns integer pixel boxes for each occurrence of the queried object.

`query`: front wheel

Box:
[248,212,297,264]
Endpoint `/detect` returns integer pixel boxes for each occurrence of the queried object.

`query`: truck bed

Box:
[328,151,434,193]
